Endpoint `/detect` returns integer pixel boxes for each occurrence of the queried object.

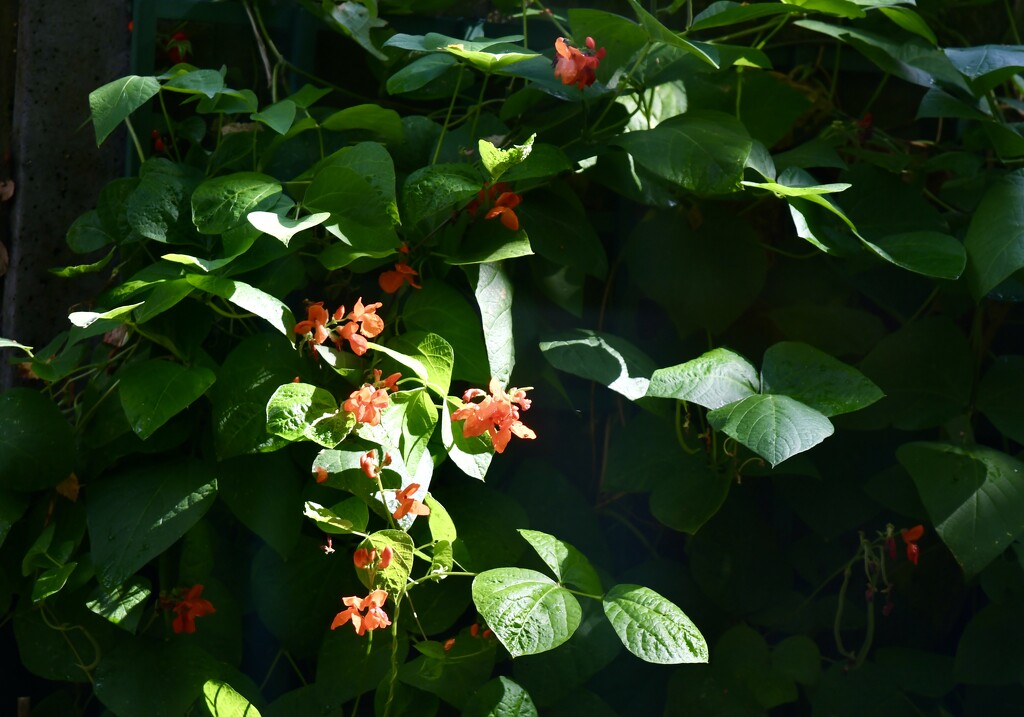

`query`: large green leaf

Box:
[650,454,731,535]
[387,54,459,95]
[118,360,216,439]
[204,680,263,717]
[191,173,282,235]
[209,334,302,459]
[691,2,803,31]
[602,584,707,664]
[185,275,295,337]
[87,459,217,587]
[247,211,330,246]
[977,356,1024,445]
[463,677,538,717]
[965,169,1024,298]
[539,329,655,401]
[218,453,303,560]
[251,99,297,135]
[403,282,489,384]
[0,389,75,492]
[397,634,494,709]
[898,442,1024,577]
[613,110,751,194]
[761,342,883,417]
[161,68,225,98]
[472,568,582,658]
[89,75,160,145]
[945,44,1024,92]
[321,104,403,144]
[479,134,535,184]
[708,395,834,467]
[265,382,353,448]
[85,577,151,633]
[358,529,415,595]
[517,530,603,595]
[624,0,719,67]
[469,263,516,385]
[513,187,607,279]
[402,164,481,227]
[126,159,202,244]
[646,348,759,409]
[305,166,400,267]
[387,331,454,398]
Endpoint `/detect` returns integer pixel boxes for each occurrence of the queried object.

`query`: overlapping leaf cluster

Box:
[3,0,1024,713]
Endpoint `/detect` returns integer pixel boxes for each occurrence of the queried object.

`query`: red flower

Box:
[166,31,191,64]
[294,302,331,345]
[151,129,166,154]
[314,466,329,484]
[171,584,216,634]
[485,192,522,231]
[330,590,391,636]
[444,637,456,651]
[553,36,606,90]
[344,386,390,426]
[393,483,430,520]
[902,525,924,566]
[379,261,422,294]
[452,378,536,453]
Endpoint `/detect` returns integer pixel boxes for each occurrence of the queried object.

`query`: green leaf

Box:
[425,494,457,543]
[690,2,802,32]
[303,501,356,534]
[247,211,330,246]
[470,263,516,385]
[118,360,216,439]
[783,0,865,17]
[203,680,263,717]
[85,577,151,633]
[185,274,296,337]
[49,247,116,278]
[191,173,282,235]
[860,231,966,280]
[954,604,1024,685]
[321,104,403,144]
[32,563,77,603]
[87,459,217,587]
[539,329,655,401]
[305,166,400,267]
[0,337,33,357]
[447,221,534,265]
[898,442,1024,577]
[977,356,1024,445]
[946,44,1024,92]
[772,635,822,686]
[463,677,538,717]
[517,529,602,595]
[251,99,297,135]
[387,331,454,397]
[360,529,415,595]
[316,142,399,219]
[647,348,759,408]
[965,169,1024,298]
[602,584,708,664]
[624,0,719,68]
[441,397,494,481]
[472,568,582,658]
[68,302,143,329]
[402,164,481,227]
[761,342,884,417]
[66,210,114,253]
[89,75,160,145]
[403,282,489,384]
[708,395,834,467]
[443,43,539,72]
[324,2,388,61]
[161,68,225,98]
[0,389,75,491]
[387,54,458,95]
[650,455,731,535]
[368,388,437,484]
[266,383,353,448]
[479,134,535,183]
[614,111,751,194]
[513,187,607,279]
[741,180,851,197]
[879,7,937,45]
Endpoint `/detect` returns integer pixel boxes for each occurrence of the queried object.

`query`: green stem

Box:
[861,73,890,116]
[124,117,147,165]
[75,379,120,434]
[711,18,786,43]
[432,64,466,165]
[754,16,789,50]
[382,597,402,717]
[259,649,283,691]
[1005,0,1022,44]
[377,476,399,530]
[833,565,856,660]
[283,650,308,686]
[157,92,182,163]
[589,42,653,136]
[467,73,490,146]
[674,401,701,455]
[563,586,604,600]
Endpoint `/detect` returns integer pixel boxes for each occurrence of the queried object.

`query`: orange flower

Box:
[379,261,422,294]
[335,321,368,356]
[485,192,522,231]
[293,302,331,345]
[444,637,456,651]
[373,369,402,392]
[314,466,329,484]
[344,386,390,426]
[330,589,391,636]
[452,378,535,453]
[902,525,924,566]
[393,483,430,520]
[554,36,606,90]
[467,182,510,216]
[172,584,216,634]
[348,297,384,338]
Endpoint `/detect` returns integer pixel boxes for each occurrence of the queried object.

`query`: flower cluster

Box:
[330,589,391,636]
[344,370,402,427]
[443,622,495,652]
[467,182,523,231]
[360,448,392,480]
[293,297,384,356]
[553,36,606,90]
[169,584,215,634]
[353,545,393,571]
[452,378,535,453]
